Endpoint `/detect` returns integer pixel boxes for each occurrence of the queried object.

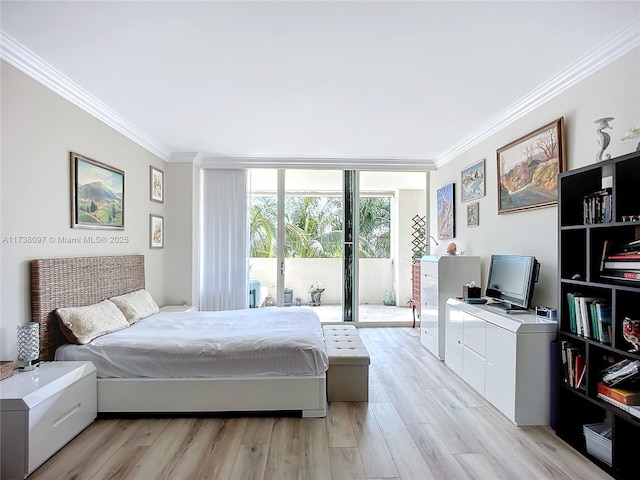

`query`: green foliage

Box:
[249,195,391,259]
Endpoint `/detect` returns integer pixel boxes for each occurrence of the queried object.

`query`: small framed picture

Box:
[149,214,164,249]
[467,202,479,227]
[150,166,164,203]
[461,159,485,202]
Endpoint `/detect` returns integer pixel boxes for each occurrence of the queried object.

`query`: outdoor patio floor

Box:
[305,303,416,325]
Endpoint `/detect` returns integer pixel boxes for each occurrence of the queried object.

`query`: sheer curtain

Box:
[200,169,248,311]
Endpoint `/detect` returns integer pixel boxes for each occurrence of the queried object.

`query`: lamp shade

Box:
[17,322,39,371]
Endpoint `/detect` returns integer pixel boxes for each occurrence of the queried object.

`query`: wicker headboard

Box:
[31,255,145,361]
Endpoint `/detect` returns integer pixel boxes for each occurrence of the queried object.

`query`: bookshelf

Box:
[557,150,640,479]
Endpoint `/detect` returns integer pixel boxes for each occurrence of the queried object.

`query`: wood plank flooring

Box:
[30,327,610,480]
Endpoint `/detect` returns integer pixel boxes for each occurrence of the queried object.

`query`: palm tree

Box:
[249,195,390,259]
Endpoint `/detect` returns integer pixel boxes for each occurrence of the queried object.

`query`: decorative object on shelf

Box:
[446,242,457,255]
[16,322,39,371]
[150,165,164,203]
[623,317,640,352]
[410,215,427,261]
[466,202,479,227]
[497,117,566,214]
[308,282,325,306]
[70,152,124,230]
[594,117,614,162]
[436,183,455,239]
[619,124,640,152]
[149,214,164,249]
[461,159,485,202]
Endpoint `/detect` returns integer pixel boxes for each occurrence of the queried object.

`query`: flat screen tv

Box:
[485,254,539,312]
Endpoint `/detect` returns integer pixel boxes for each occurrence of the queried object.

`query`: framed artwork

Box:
[149,214,164,249]
[150,166,164,203]
[467,202,479,227]
[70,152,124,230]
[497,117,566,214]
[436,183,455,239]
[461,159,485,202]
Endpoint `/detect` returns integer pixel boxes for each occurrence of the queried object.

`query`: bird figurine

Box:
[623,317,640,352]
[594,117,614,162]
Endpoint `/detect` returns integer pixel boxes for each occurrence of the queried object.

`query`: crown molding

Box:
[169,152,203,165]
[199,156,437,171]
[436,20,640,167]
[0,31,170,161]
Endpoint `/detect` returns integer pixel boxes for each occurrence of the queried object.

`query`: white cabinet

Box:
[444,298,556,426]
[160,305,197,312]
[1,361,97,479]
[420,255,480,359]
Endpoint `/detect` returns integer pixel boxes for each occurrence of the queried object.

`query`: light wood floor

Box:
[31,327,610,480]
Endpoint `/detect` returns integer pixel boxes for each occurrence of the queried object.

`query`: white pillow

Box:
[57,300,129,344]
[109,289,159,324]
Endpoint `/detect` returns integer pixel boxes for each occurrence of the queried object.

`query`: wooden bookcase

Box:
[556,150,640,479]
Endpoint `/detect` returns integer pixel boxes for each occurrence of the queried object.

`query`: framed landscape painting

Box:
[461,159,485,202]
[437,183,455,239]
[70,152,124,230]
[497,117,566,214]
[150,214,164,249]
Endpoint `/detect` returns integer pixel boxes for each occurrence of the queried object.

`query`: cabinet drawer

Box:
[27,373,97,473]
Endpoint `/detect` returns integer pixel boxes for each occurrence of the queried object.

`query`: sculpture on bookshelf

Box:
[594,116,614,163]
[623,317,640,352]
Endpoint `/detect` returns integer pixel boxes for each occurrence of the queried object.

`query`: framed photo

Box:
[467,202,479,227]
[70,152,124,230]
[149,214,164,249]
[150,166,164,203]
[436,183,455,239]
[497,117,566,214]
[461,159,485,202]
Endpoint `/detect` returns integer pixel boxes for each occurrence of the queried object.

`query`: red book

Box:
[597,382,640,405]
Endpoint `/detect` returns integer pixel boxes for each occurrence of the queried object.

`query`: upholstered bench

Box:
[322,325,371,401]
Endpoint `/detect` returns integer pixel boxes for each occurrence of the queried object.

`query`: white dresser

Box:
[420,255,480,359]
[0,361,97,479]
[445,298,556,426]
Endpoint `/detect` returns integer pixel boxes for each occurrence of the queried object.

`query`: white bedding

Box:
[55,307,328,379]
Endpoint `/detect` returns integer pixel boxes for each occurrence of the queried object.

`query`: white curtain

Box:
[200,169,248,311]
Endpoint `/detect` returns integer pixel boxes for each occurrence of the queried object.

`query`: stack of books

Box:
[560,340,586,390]
[600,239,640,283]
[565,292,611,342]
[598,359,640,418]
[583,188,612,224]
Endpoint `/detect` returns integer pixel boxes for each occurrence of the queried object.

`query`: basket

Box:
[0,361,14,380]
[583,423,612,466]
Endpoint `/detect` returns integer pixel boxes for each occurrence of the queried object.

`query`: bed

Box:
[31,255,328,417]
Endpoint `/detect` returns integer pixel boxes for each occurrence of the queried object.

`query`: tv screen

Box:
[485,255,539,311]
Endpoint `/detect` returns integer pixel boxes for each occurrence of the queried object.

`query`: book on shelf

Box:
[582,188,612,224]
[597,382,640,405]
[597,393,640,419]
[603,260,640,270]
[565,293,607,339]
[601,359,640,388]
[560,340,585,389]
[607,253,640,260]
[600,270,640,282]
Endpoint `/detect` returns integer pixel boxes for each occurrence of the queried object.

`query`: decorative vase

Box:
[622,317,640,352]
[311,292,322,306]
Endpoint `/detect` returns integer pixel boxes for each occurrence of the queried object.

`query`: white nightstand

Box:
[160,305,197,312]
[0,361,97,480]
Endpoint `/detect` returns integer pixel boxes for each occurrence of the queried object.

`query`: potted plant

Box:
[308,282,325,306]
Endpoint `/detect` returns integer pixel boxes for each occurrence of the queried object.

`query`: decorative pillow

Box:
[109,289,159,324]
[57,300,129,344]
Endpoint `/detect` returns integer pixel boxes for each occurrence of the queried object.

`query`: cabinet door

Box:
[463,312,486,357]
[485,322,516,421]
[420,273,439,356]
[445,304,464,376]
[462,346,486,395]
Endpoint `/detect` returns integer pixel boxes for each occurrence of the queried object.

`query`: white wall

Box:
[0,62,168,359]
[429,48,640,310]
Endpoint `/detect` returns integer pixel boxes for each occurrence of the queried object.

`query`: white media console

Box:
[444,298,556,426]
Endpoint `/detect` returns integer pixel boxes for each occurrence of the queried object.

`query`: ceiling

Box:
[1,1,639,168]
